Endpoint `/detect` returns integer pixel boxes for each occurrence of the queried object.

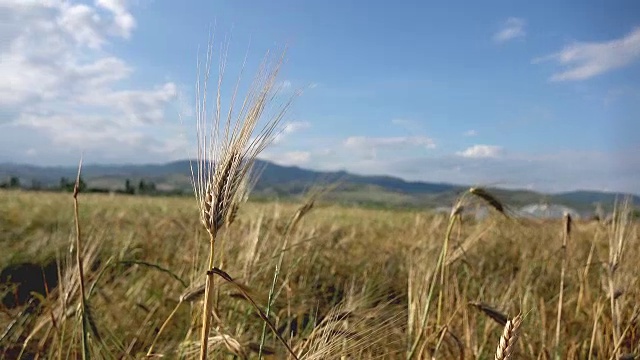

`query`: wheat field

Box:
[0,189,637,359]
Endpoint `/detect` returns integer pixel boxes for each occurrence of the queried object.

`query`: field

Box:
[0,189,637,359]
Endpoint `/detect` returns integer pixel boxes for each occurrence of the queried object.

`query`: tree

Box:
[60,177,71,191]
[30,179,42,190]
[60,176,86,192]
[9,176,20,189]
[124,179,135,194]
[138,179,157,194]
[76,176,87,193]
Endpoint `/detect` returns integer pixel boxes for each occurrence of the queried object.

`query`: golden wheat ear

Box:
[191,44,294,240]
[494,314,523,360]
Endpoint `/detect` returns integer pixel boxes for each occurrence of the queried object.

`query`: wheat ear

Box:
[495,314,523,360]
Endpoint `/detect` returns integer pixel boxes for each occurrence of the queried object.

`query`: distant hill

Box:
[552,191,636,208]
[0,159,637,212]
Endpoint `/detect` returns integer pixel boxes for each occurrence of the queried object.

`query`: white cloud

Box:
[391,118,412,126]
[303,147,640,194]
[463,130,478,137]
[0,0,183,163]
[278,80,292,89]
[493,17,526,43]
[262,151,311,166]
[344,135,436,150]
[390,118,421,131]
[534,27,640,81]
[96,0,136,38]
[13,111,180,152]
[342,135,436,161]
[0,1,140,108]
[283,121,311,134]
[273,121,311,144]
[57,3,105,49]
[79,83,178,124]
[456,145,503,158]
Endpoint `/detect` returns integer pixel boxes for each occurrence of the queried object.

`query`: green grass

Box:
[0,189,638,359]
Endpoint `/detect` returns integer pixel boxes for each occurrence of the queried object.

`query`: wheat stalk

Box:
[72,158,90,360]
[258,195,316,357]
[191,38,295,360]
[554,212,571,359]
[606,197,632,359]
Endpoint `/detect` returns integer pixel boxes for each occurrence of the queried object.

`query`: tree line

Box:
[1,176,164,195]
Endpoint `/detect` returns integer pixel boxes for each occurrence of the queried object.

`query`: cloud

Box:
[391,118,413,126]
[278,80,292,89]
[303,147,640,194]
[273,121,311,144]
[78,83,178,124]
[9,108,188,161]
[57,3,105,49]
[262,151,311,166]
[96,0,136,38]
[283,121,311,134]
[0,0,183,164]
[463,130,478,137]
[456,145,503,158]
[342,135,436,161]
[344,135,436,150]
[390,118,421,132]
[534,27,640,81]
[493,17,526,43]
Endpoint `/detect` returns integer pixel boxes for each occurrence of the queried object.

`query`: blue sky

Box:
[0,0,639,193]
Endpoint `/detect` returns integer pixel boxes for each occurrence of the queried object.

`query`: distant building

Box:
[518,204,580,220]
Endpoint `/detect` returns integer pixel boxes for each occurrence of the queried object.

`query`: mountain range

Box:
[1,160,637,213]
